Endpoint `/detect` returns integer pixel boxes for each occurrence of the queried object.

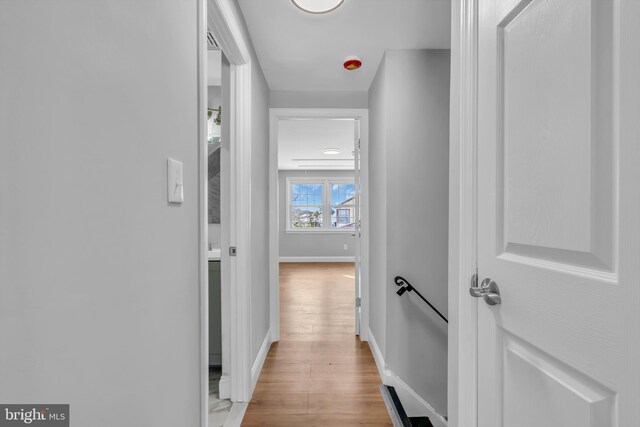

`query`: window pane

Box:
[291,207,323,228]
[331,183,355,206]
[330,207,355,229]
[291,183,323,206]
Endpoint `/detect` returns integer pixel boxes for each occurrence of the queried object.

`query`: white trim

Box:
[207,0,254,407]
[448,0,478,426]
[251,331,272,391]
[279,256,356,263]
[207,0,250,64]
[229,60,253,403]
[368,329,448,427]
[218,375,230,400]
[197,1,208,426]
[269,108,370,347]
[387,375,448,427]
[367,328,389,378]
[222,402,248,427]
[284,230,354,234]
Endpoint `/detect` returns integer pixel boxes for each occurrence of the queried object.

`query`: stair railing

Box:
[394,276,448,324]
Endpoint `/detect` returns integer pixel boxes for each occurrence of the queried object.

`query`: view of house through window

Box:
[330,182,355,228]
[288,179,355,230]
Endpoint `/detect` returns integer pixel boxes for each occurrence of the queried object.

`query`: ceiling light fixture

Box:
[322,148,341,155]
[291,0,344,14]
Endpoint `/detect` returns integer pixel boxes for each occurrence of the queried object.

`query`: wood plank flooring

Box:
[243,263,392,426]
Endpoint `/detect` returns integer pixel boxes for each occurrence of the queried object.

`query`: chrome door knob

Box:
[469,276,502,305]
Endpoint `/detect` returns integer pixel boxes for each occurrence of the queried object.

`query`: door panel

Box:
[497,0,615,271]
[477,0,640,426]
[502,333,615,427]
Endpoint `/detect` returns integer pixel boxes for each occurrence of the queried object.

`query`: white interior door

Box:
[476,1,640,426]
[353,119,362,336]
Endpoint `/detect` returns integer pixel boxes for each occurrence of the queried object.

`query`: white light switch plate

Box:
[167,158,184,203]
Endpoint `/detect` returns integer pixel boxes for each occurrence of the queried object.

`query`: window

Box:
[289,182,323,229]
[287,178,356,231]
[330,183,355,229]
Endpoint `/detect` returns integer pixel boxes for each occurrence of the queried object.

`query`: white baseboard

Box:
[218,374,230,400]
[222,402,248,427]
[368,329,448,427]
[251,330,272,391]
[219,336,266,427]
[279,256,355,263]
[368,330,389,378]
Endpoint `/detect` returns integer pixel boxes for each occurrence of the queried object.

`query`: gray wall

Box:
[0,1,201,426]
[270,90,368,109]
[208,86,222,108]
[208,86,222,245]
[368,54,388,352]
[279,170,356,258]
[250,58,271,359]
[368,49,450,416]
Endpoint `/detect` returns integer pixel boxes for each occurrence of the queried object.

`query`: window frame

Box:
[285,177,355,233]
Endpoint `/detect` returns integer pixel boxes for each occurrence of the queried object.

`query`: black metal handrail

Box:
[394,276,448,324]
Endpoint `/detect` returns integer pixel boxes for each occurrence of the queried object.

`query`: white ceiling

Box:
[237,0,451,91]
[278,119,356,170]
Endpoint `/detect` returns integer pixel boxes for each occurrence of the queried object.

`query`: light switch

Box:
[167,158,184,203]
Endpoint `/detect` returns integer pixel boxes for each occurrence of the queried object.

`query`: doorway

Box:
[201,0,256,422]
[242,108,389,422]
[205,44,232,427]
[268,109,370,343]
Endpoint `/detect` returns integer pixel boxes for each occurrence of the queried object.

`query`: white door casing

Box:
[354,120,362,336]
[268,108,370,343]
[207,0,253,404]
[476,1,640,427]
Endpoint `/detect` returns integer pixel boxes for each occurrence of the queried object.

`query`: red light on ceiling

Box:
[343,56,362,71]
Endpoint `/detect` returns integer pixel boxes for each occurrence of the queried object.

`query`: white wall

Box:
[368,49,450,417]
[270,90,368,109]
[0,2,201,426]
[279,170,356,259]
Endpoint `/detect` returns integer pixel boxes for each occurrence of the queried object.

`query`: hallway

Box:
[243,263,391,426]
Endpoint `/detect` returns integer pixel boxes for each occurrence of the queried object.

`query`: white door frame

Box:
[448,0,479,426]
[197,2,208,425]
[201,0,253,421]
[268,108,370,342]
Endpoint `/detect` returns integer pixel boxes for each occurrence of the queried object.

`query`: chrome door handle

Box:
[469,275,501,305]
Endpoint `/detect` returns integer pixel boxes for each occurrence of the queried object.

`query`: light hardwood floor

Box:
[242,262,392,426]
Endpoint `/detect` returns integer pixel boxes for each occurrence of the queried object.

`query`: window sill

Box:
[285,229,355,234]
